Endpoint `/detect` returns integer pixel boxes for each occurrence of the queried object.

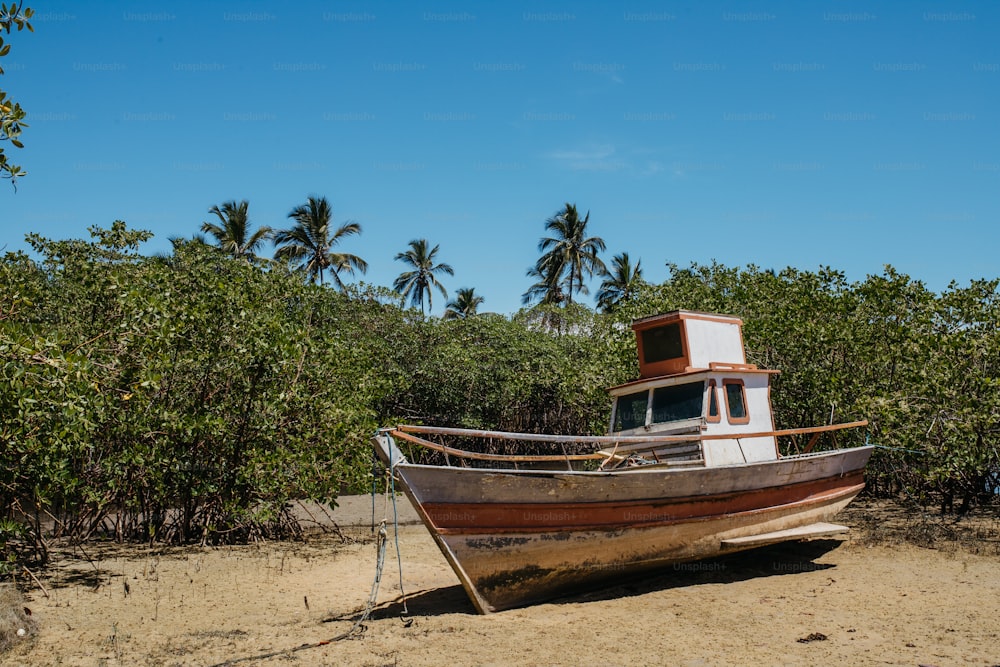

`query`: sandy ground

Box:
[4,497,1000,667]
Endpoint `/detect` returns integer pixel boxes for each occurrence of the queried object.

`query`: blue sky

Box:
[3,1,997,315]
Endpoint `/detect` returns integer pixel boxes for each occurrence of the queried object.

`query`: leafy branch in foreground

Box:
[0,2,33,189]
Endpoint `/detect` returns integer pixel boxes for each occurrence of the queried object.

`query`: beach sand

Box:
[4,498,1000,666]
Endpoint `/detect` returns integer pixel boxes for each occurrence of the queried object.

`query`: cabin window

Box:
[651,382,703,424]
[706,380,721,423]
[723,380,750,424]
[641,322,684,364]
[613,390,649,431]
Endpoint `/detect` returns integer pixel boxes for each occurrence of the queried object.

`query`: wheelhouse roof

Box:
[630,310,744,330]
[608,366,780,395]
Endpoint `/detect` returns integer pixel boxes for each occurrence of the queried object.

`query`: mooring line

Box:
[209,447,410,667]
[387,439,409,615]
[873,443,926,455]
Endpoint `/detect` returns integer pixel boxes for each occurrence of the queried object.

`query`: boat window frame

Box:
[612,388,652,432]
[650,381,704,426]
[722,379,750,425]
[640,321,685,365]
[706,379,721,423]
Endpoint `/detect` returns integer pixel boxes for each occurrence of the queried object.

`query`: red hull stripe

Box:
[423,472,865,534]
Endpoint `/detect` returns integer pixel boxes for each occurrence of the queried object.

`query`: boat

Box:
[373,310,873,613]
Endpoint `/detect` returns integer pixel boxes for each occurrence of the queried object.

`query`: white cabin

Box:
[607,311,779,466]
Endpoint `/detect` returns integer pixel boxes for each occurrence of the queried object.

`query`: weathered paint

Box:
[387,441,872,506]
[441,484,863,612]
[374,431,872,613]
[420,471,864,533]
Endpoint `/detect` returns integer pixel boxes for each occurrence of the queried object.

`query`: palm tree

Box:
[597,252,645,313]
[393,239,454,316]
[168,233,209,250]
[529,203,606,306]
[273,196,367,288]
[521,263,565,306]
[200,200,272,263]
[444,287,485,320]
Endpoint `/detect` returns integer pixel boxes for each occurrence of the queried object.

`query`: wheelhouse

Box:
[608,311,779,466]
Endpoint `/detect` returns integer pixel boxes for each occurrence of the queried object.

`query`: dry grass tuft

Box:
[0,583,38,654]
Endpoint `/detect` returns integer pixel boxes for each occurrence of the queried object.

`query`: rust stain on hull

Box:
[375,432,874,614]
[451,486,864,612]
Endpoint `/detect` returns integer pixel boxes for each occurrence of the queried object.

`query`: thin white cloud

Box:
[545,144,628,171]
[545,144,670,176]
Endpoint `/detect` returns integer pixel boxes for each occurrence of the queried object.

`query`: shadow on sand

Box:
[370,538,844,618]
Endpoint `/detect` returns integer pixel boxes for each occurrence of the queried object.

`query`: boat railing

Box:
[388,426,607,470]
[382,420,869,470]
[774,420,870,456]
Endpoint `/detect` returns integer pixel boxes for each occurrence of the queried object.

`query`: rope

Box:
[362,521,390,626]
[371,447,379,531]
[208,521,389,666]
[209,437,409,667]
[866,432,926,456]
[598,440,620,470]
[873,444,927,455]
[382,436,409,615]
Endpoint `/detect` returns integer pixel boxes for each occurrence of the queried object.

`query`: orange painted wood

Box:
[422,471,865,533]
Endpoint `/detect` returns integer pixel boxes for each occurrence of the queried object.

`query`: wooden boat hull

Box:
[374,432,873,613]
